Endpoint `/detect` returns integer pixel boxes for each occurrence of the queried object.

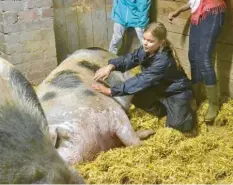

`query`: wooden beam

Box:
[64,0,80,54]
[53,0,68,62]
[76,0,94,48]
[91,0,109,49]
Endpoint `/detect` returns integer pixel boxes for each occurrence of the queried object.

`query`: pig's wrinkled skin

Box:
[36,48,153,165]
[0,57,84,184]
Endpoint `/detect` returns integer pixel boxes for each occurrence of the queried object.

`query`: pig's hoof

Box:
[136,129,155,140]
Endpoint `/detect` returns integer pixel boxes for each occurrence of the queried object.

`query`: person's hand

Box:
[93,64,115,81]
[92,83,111,96]
[168,11,180,23]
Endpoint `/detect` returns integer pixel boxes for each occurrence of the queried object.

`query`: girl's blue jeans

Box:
[188,12,225,85]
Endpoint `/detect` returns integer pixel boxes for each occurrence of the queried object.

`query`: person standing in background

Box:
[109,0,151,55]
[168,0,226,122]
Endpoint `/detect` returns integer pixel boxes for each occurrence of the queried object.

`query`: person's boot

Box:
[192,82,204,107]
[190,82,204,111]
[204,85,220,122]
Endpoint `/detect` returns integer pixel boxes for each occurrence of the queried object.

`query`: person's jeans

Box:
[132,88,194,132]
[188,12,225,85]
[109,22,144,54]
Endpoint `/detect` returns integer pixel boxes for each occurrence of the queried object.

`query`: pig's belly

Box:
[46,106,124,164]
[56,125,123,164]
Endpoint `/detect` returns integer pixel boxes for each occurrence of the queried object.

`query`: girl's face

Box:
[142,31,164,55]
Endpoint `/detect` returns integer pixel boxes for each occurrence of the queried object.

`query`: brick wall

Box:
[0,0,57,85]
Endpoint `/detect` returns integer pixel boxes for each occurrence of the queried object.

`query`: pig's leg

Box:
[136,129,154,140]
[114,121,143,146]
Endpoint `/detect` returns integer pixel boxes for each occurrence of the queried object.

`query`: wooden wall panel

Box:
[64,0,79,54]
[157,0,191,19]
[106,0,113,46]
[92,0,109,49]
[76,0,94,49]
[53,0,68,62]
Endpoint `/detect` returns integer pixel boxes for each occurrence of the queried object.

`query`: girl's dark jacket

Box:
[109,46,191,98]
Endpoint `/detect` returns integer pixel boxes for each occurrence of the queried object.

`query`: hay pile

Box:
[75,99,233,184]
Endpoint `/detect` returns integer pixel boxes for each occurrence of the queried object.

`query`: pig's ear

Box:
[0,57,40,107]
[8,60,48,131]
[9,67,42,109]
[49,127,58,147]
[0,57,46,119]
[0,57,48,129]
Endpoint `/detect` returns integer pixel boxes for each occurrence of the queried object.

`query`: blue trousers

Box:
[132,88,194,133]
[188,12,225,85]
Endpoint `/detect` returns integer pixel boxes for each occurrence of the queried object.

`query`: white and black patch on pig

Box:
[77,60,100,73]
[86,47,108,52]
[50,70,82,89]
[83,89,96,97]
[41,91,57,101]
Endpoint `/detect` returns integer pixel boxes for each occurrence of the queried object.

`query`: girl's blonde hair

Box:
[144,22,181,68]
